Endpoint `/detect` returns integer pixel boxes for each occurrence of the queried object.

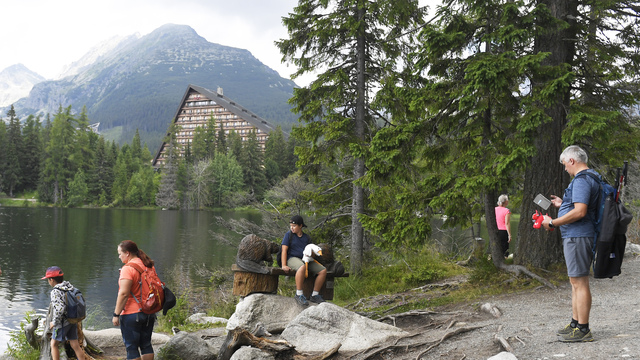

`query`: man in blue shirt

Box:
[281,215,327,305]
[542,145,599,342]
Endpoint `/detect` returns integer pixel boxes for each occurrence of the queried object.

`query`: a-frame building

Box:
[152,84,284,167]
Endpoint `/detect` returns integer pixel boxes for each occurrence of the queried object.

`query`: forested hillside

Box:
[3,24,298,152]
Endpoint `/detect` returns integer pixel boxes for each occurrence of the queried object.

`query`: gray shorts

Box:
[563,237,594,277]
[287,257,326,275]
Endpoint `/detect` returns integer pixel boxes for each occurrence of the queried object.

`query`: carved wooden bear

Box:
[236,234,280,274]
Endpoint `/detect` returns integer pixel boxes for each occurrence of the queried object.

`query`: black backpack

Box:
[577,172,633,278]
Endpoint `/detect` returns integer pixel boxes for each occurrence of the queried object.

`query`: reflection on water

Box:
[0,207,250,354]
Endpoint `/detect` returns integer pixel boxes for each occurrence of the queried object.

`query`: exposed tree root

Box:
[499,263,556,289]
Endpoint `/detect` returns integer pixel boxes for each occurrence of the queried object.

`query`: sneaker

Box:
[557,323,576,335]
[295,294,308,306]
[558,328,594,342]
[309,294,325,303]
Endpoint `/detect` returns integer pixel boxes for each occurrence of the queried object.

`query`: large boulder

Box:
[156,331,220,360]
[281,302,408,352]
[226,294,305,333]
[83,328,170,348]
[230,346,275,360]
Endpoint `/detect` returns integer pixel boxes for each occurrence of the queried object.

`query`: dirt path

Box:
[348,255,640,360]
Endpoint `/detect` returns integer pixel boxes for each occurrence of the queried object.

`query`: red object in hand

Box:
[532,210,553,230]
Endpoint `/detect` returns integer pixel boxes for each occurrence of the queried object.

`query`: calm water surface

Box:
[0,207,251,353]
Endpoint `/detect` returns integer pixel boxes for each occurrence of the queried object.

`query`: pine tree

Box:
[41,106,79,203]
[278,0,426,275]
[21,115,43,192]
[156,124,182,209]
[0,120,6,193]
[4,106,23,196]
[239,130,268,199]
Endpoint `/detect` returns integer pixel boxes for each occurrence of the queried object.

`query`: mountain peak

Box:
[0,64,45,107]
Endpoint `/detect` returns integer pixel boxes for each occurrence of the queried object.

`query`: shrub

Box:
[6,311,40,360]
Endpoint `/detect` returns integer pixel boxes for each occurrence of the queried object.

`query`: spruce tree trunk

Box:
[350,3,366,277]
[516,0,577,268]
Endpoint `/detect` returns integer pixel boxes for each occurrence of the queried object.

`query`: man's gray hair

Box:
[497,194,509,206]
[559,145,588,164]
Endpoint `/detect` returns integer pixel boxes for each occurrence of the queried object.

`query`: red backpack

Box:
[125,262,165,314]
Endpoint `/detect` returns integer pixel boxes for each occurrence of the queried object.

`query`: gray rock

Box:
[488,352,518,360]
[188,312,229,325]
[83,328,170,348]
[156,332,218,360]
[226,294,305,334]
[281,302,408,352]
[229,346,275,360]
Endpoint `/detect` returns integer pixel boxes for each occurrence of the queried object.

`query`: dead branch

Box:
[494,334,513,353]
[300,344,342,360]
[414,326,484,360]
[218,327,295,360]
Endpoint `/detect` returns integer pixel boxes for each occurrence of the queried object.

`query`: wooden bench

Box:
[231,264,349,300]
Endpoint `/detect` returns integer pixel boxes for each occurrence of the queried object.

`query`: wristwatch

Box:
[549,219,554,228]
[113,312,119,317]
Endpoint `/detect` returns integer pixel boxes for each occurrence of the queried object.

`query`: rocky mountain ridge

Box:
[1,24,297,150]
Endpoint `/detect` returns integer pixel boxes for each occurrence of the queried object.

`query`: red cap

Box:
[42,266,64,279]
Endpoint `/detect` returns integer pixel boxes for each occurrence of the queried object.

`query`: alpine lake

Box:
[0,206,256,354]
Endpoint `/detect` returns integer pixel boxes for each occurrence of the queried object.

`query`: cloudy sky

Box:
[1,1,438,88]
[0,0,310,83]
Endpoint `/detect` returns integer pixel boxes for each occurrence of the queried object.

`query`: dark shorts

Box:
[52,323,78,342]
[563,237,594,277]
[119,312,155,360]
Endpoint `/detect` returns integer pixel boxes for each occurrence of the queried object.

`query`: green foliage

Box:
[155,294,191,333]
[5,311,40,360]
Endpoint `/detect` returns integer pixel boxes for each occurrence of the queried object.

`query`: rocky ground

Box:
[93,255,640,360]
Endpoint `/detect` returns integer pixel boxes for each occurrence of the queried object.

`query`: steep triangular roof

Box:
[152,84,287,166]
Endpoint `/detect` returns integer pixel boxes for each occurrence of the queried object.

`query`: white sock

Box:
[312,291,319,296]
[296,290,304,296]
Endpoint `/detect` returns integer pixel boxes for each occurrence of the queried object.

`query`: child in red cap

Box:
[42,266,86,360]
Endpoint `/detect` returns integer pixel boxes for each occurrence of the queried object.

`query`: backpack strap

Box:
[123,262,146,312]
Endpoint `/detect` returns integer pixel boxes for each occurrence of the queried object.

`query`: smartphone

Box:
[533,194,551,210]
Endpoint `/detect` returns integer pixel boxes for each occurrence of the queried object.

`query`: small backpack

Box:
[58,287,86,324]
[125,262,165,314]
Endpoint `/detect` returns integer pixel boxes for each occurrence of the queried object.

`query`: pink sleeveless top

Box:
[495,206,510,230]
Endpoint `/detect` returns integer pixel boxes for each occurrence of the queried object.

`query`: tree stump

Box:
[232,264,281,296]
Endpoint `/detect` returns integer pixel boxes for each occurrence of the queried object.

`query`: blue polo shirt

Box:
[558,169,600,238]
[282,231,311,259]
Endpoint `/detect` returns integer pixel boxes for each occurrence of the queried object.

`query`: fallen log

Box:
[218,327,295,360]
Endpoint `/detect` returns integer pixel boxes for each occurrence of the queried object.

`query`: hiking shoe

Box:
[295,294,308,306]
[558,328,594,342]
[557,323,576,336]
[309,294,325,304]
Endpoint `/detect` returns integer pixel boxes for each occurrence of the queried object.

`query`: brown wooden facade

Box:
[152,84,284,167]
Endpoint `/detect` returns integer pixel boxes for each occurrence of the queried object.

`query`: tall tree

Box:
[278,0,427,275]
[21,115,43,192]
[4,106,23,196]
[41,106,84,203]
[0,119,6,193]
[516,0,640,268]
[239,130,268,199]
[264,126,288,185]
[156,124,182,209]
[210,151,244,207]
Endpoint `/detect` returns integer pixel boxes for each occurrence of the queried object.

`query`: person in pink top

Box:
[495,194,512,258]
